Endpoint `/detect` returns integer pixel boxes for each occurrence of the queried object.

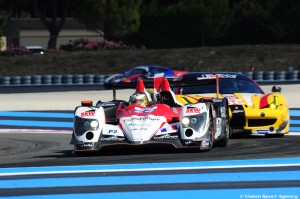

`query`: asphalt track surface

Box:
[0,84,299,198]
[0,132,299,168]
[0,84,299,167]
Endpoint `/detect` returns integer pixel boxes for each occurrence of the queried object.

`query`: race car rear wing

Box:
[111,78,217,89]
[111,77,218,101]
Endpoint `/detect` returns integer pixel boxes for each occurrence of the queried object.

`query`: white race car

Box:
[71,78,230,153]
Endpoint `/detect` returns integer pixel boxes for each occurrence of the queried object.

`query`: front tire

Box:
[200,109,214,151]
[215,104,230,147]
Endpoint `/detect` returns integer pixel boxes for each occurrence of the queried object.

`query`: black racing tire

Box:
[215,103,231,147]
[200,108,214,151]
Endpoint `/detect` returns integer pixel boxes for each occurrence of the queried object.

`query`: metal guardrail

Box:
[0,70,299,86]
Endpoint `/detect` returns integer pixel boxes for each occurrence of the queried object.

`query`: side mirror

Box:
[272,86,281,93]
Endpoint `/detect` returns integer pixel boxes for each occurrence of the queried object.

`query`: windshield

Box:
[127,68,147,76]
[179,78,264,94]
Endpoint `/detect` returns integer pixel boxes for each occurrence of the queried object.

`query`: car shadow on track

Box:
[44,144,211,159]
[230,133,285,139]
[73,145,206,157]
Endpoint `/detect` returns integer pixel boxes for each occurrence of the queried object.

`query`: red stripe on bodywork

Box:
[260,94,271,109]
[149,122,167,139]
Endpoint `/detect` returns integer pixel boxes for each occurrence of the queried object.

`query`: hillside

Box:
[0,44,299,76]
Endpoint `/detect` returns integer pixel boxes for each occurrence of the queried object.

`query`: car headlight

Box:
[83,121,89,127]
[181,113,207,131]
[182,117,190,125]
[90,120,99,128]
[269,96,278,110]
[182,116,199,126]
[260,94,279,109]
[75,116,99,136]
[190,117,198,124]
[83,120,99,128]
[269,103,277,110]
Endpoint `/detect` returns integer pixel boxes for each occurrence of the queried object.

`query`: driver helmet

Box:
[129,93,148,106]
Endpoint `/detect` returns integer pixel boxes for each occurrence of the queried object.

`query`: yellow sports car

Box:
[175,72,290,137]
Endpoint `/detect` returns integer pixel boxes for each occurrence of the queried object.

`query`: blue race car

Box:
[104,65,188,88]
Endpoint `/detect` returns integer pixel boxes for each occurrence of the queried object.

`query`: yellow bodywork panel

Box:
[175,92,290,135]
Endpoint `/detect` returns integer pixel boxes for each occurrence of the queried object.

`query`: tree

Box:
[74,0,142,40]
[274,0,300,43]
[137,0,233,48]
[0,12,8,49]
[32,0,70,49]
[7,0,81,49]
[226,0,283,44]
[166,0,233,46]
[0,0,9,50]
[4,0,141,49]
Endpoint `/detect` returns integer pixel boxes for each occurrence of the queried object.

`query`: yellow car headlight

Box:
[260,94,279,109]
[269,103,277,110]
[269,96,278,110]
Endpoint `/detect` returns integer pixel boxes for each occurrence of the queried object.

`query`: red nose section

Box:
[136,78,146,93]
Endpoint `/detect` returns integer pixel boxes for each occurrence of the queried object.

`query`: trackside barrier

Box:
[0,74,108,86]
[231,71,300,84]
[0,71,299,86]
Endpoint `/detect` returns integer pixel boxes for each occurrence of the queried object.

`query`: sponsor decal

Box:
[127,123,153,127]
[79,143,93,147]
[153,135,178,140]
[171,125,178,130]
[220,107,226,117]
[122,116,160,122]
[232,128,244,133]
[121,115,164,134]
[134,106,157,113]
[232,110,244,113]
[224,95,244,105]
[197,74,237,80]
[108,129,117,134]
[100,103,116,107]
[101,137,125,141]
[228,99,244,105]
[213,99,222,103]
[173,108,178,114]
[186,108,201,114]
[160,125,178,133]
[81,111,95,117]
[160,128,167,132]
[257,130,269,134]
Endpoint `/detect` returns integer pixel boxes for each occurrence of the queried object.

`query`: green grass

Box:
[0,44,299,76]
